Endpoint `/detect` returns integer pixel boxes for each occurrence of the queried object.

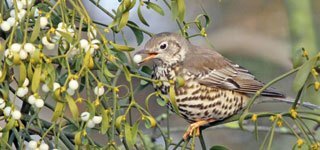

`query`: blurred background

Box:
[83,0,318,149]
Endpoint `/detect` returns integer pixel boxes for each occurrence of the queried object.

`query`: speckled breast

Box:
[152,65,249,122]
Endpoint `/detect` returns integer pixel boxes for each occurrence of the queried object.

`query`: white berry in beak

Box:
[133,54,143,64]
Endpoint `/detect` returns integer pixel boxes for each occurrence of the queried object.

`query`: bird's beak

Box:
[134,49,158,64]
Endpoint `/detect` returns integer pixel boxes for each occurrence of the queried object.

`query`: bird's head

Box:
[134,32,189,66]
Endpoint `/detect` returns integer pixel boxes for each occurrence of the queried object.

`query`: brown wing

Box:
[182,46,284,98]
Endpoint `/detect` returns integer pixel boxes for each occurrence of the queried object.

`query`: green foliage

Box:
[0,0,319,150]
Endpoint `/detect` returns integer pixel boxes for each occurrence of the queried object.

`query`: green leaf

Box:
[31,65,41,93]
[51,102,65,122]
[138,6,150,26]
[223,121,239,129]
[292,56,317,92]
[210,145,230,150]
[140,80,149,86]
[177,0,185,22]
[56,30,73,43]
[30,17,41,42]
[27,62,33,80]
[101,109,110,134]
[0,63,7,83]
[19,63,27,86]
[103,66,116,78]
[143,116,156,128]
[144,2,165,16]
[116,115,126,129]
[74,131,82,145]
[176,76,185,87]
[124,123,134,149]
[131,122,139,142]
[46,63,56,89]
[156,98,167,106]
[169,85,180,115]
[195,14,211,29]
[140,66,152,75]
[85,100,96,116]
[118,11,130,31]
[1,118,15,132]
[109,41,135,51]
[32,49,41,64]
[122,65,131,81]
[125,122,139,148]
[171,0,178,20]
[128,21,144,45]
[66,94,79,122]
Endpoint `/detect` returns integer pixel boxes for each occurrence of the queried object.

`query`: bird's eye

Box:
[159,42,168,50]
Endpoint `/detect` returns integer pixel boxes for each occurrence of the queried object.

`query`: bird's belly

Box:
[175,81,249,122]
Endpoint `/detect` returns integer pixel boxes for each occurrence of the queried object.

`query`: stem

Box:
[110,70,121,142]
[198,130,207,150]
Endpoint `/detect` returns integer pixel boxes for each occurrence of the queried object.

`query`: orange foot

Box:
[183,119,215,140]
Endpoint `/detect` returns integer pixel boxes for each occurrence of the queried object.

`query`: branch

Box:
[259,98,320,110]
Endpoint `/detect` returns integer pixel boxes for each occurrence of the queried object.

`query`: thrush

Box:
[134,32,284,139]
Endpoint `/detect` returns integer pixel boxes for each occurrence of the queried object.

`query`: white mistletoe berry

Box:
[12,110,21,120]
[3,107,12,116]
[42,84,50,93]
[87,119,95,128]
[10,10,16,18]
[39,17,48,28]
[24,43,36,54]
[68,79,79,90]
[4,49,13,58]
[94,86,104,96]
[66,88,75,96]
[21,0,33,8]
[28,140,38,149]
[16,87,28,97]
[45,43,55,50]
[35,99,44,108]
[10,43,22,52]
[79,39,89,49]
[80,112,90,121]
[92,116,102,124]
[39,143,49,150]
[19,50,28,60]
[53,82,61,91]
[0,98,5,109]
[88,26,97,39]
[0,70,2,78]
[16,1,24,10]
[28,95,36,105]
[84,46,94,55]
[1,21,11,32]
[7,17,16,26]
[133,54,142,64]
[23,78,29,87]
[41,36,50,45]
[18,9,27,20]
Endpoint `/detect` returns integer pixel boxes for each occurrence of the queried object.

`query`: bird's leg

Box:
[183,119,215,140]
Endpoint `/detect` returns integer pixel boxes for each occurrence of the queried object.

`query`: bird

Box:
[133,32,284,140]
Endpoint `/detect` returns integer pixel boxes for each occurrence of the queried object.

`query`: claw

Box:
[183,119,215,140]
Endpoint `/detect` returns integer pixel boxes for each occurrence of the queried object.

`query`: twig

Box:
[258,98,320,110]
[198,130,206,150]
[167,124,314,136]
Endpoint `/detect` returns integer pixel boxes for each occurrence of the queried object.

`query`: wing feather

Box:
[182,46,284,97]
